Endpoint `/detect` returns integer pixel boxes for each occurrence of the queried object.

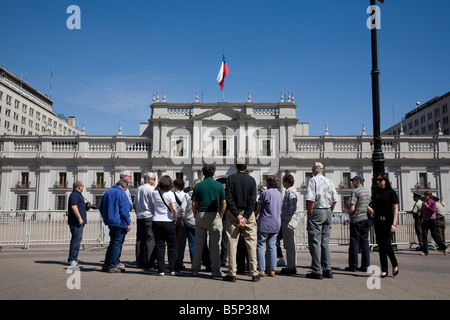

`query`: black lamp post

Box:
[370,0,385,188]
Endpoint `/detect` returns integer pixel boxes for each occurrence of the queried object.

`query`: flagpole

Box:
[370,0,385,189]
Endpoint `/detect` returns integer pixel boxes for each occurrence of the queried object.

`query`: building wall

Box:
[1,101,449,214]
[382,91,450,136]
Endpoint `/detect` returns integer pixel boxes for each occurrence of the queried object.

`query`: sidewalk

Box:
[1,244,449,303]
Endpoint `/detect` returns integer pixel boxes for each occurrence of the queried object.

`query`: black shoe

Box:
[393,267,399,276]
[280,268,297,275]
[252,275,260,282]
[323,270,333,279]
[344,267,356,272]
[380,272,388,278]
[357,267,368,272]
[306,272,323,280]
[222,275,236,282]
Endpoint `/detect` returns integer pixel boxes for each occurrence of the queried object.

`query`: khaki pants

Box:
[225,210,258,276]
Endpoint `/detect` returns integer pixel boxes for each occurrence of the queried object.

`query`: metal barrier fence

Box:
[0,210,448,251]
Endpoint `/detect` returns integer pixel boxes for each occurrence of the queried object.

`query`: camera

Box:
[85,201,97,211]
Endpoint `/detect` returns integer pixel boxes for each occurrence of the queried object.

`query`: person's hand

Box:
[238,216,247,228]
[78,218,84,225]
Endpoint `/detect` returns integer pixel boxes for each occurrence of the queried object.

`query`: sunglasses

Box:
[376,178,384,182]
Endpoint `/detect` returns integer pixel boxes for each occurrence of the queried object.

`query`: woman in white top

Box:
[151,175,178,276]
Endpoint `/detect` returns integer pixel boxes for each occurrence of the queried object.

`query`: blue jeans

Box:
[104,226,127,268]
[257,231,278,271]
[422,219,447,255]
[68,224,84,262]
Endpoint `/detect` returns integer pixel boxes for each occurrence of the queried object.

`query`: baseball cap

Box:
[313,162,324,171]
[351,175,365,183]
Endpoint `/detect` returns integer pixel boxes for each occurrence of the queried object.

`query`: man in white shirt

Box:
[305,162,337,279]
[133,172,157,270]
[406,192,424,251]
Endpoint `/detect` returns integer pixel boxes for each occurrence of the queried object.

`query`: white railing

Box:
[0,210,137,250]
[2,210,447,251]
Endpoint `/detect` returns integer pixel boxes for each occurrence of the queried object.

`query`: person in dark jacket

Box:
[223,158,259,282]
[67,181,87,267]
[100,179,131,273]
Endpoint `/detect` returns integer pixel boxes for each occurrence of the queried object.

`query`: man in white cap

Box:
[305,162,337,279]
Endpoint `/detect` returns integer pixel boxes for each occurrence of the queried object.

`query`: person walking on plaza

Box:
[100,180,132,273]
[420,191,447,256]
[255,175,282,277]
[370,173,399,277]
[280,174,298,275]
[305,162,338,279]
[133,172,157,270]
[151,175,179,276]
[434,196,446,243]
[173,178,187,272]
[67,181,87,267]
[405,192,424,251]
[343,176,371,272]
[223,158,259,282]
[191,164,227,278]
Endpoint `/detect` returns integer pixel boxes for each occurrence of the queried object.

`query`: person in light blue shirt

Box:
[305,162,337,279]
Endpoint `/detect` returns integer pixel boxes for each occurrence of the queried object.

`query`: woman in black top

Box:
[371,173,399,278]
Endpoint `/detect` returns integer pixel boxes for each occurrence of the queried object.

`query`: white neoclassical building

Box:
[0,89,449,214]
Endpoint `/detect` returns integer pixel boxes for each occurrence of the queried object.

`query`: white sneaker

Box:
[211,270,225,278]
[171,271,182,276]
[68,260,78,267]
[158,272,165,276]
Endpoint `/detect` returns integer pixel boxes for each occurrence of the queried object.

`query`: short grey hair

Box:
[144,172,157,181]
[120,170,131,179]
[116,179,128,189]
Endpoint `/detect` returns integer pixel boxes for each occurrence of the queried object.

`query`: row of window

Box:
[15,171,431,210]
[0,90,69,135]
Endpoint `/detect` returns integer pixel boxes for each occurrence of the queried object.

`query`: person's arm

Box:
[306,200,315,217]
[71,204,83,225]
[192,201,197,218]
[391,203,398,233]
[219,199,226,219]
[170,202,177,224]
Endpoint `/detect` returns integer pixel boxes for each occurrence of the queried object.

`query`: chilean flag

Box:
[216,54,230,90]
[378,0,384,3]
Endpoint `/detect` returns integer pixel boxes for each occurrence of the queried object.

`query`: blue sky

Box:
[1,0,449,136]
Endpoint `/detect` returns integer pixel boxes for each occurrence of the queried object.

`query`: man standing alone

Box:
[223,158,259,282]
[305,162,337,279]
[67,181,87,267]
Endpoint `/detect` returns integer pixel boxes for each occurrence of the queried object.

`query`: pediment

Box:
[192,105,255,121]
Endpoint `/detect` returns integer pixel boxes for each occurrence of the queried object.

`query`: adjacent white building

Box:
[0,67,84,136]
[382,91,450,136]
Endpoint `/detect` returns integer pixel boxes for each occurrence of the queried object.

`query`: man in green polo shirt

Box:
[191,163,226,277]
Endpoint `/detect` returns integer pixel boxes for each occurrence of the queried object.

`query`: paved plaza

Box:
[1,244,449,302]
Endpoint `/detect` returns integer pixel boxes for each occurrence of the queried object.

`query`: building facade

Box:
[0,67,84,136]
[1,90,449,214]
[382,91,450,136]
